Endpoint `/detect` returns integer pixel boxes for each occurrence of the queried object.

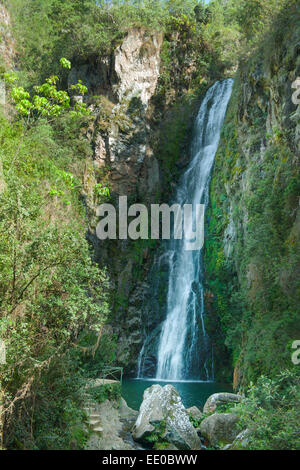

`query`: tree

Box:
[4,58,89,121]
[0,57,110,449]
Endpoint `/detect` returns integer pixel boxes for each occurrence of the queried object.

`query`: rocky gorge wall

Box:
[3,1,298,387]
[77,14,300,383]
[0,4,14,69]
[2,0,299,451]
[205,7,300,386]
[0,3,14,106]
[1,1,234,379]
[0,2,220,378]
[76,27,203,375]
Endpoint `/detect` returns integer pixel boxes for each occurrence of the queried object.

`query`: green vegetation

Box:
[6,357,90,450]
[0,59,110,449]
[4,0,211,84]
[204,1,300,386]
[0,0,299,451]
[189,413,203,428]
[144,420,169,449]
[86,383,121,405]
[234,370,300,450]
[155,96,198,192]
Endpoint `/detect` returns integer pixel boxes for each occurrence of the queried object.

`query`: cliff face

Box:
[78,25,208,374]
[74,29,162,372]
[0,8,208,376]
[0,4,14,69]
[70,29,162,201]
[205,9,300,386]
[0,3,14,194]
[0,3,14,107]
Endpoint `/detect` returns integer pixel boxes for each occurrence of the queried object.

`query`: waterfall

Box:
[138,79,233,381]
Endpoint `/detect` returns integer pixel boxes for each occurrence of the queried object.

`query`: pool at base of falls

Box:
[122,378,233,411]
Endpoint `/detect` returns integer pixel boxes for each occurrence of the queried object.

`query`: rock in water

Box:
[200,413,240,447]
[203,392,241,414]
[132,384,201,450]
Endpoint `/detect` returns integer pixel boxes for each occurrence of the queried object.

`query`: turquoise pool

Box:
[122,379,232,411]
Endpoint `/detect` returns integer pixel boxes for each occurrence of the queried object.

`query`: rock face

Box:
[70,21,206,376]
[132,384,201,450]
[0,3,15,108]
[186,406,203,421]
[84,398,140,451]
[73,27,163,201]
[119,397,138,419]
[200,413,240,447]
[204,8,300,384]
[75,27,165,373]
[0,4,14,68]
[227,428,251,450]
[114,28,163,107]
[203,392,241,414]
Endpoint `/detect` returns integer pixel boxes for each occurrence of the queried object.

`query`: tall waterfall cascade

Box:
[137,79,234,381]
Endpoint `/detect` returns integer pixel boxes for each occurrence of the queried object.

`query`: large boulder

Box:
[186,406,203,421]
[203,392,241,414]
[119,397,138,419]
[132,384,201,450]
[200,413,240,447]
[228,429,251,450]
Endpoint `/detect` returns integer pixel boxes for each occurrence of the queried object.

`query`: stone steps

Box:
[88,418,102,426]
[92,426,104,433]
[82,394,103,435]
[83,408,97,414]
[89,413,101,419]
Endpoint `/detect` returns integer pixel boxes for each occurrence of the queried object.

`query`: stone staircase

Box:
[83,398,104,434]
[81,384,142,450]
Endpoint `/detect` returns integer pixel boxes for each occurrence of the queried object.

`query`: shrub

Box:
[234,370,300,450]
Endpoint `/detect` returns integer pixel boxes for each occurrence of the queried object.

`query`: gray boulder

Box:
[186,406,203,421]
[222,444,232,450]
[229,429,251,450]
[119,397,138,419]
[132,384,201,450]
[203,392,241,414]
[200,412,240,447]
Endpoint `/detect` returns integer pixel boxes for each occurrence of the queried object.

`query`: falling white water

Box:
[154,79,234,381]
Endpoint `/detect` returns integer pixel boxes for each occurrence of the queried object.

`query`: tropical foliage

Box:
[0,0,299,450]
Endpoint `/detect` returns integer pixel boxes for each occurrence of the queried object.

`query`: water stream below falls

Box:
[137,79,234,382]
